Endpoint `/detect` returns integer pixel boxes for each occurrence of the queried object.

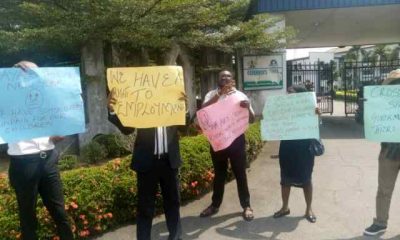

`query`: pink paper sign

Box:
[197,94,249,151]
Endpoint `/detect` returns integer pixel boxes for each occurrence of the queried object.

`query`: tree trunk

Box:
[200,48,219,99]
[163,43,199,118]
[178,46,196,115]
[79,40,116,146]
[140,47,150,66]
[163,43,181,65]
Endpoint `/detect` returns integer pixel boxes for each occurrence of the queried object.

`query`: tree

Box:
[0,0,293,65]
[345,45,364,62]
[361,50,377,63]
[0,0,294,143]
[344,46,367,89]
[373,44,390,62]
[389,44,400,61]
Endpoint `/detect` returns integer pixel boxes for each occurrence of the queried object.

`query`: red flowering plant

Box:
[0,123,262,239]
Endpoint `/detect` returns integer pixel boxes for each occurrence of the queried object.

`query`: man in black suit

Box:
[107,90,188,240]
[7,61,73,240]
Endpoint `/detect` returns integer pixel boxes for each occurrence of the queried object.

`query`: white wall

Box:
[309,52,334,63]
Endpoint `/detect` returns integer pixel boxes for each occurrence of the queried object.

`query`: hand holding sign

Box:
[50,136,65,143]
[179,91,188,111]
[220,81,235,96]
[240,100,250,109]
[107,89,117,112]
[14,61,38,71]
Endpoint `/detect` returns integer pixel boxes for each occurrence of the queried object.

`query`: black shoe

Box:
[273,209,290,218]
[200,205,219,217]
[364,224,387,236]
[305,214,317,223]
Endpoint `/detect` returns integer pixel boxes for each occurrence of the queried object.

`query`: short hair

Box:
[219,69,234,77]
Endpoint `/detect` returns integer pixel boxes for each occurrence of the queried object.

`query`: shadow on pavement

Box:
[214,216,303,240]
[320,116,364,140]
[152,214,302,240]
[152,212,240,239]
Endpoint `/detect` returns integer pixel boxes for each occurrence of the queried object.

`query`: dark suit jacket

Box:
[108,113,190,172]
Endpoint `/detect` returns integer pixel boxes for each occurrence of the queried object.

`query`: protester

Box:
[7,61,73,240]
[199,70,255,221]
[108,89,189,240]
[273,85,319,223]
[364,69,400,236]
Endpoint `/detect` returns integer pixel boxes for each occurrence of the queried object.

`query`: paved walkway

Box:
[95,101,400,240]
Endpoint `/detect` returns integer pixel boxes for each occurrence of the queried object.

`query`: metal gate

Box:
[344,59,400,116]
[287,62,334,114]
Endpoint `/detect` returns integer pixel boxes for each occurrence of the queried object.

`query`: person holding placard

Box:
[199,70,255,221]
[107,90,189,240]
[273,85,319,223]
[364,69,400,236]
[6,61,73,240]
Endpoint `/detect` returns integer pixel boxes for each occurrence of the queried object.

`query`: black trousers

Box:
[136,155,182,240]
[210,134,251,209]
[8,150,73,240]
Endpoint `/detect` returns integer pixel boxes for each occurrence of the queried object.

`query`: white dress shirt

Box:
[154,127,168,157]
[7,137,55,156]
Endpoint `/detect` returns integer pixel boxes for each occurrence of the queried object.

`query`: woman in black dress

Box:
[273,85,319,223]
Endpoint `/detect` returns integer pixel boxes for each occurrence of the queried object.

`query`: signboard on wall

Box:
[243,55,284,90]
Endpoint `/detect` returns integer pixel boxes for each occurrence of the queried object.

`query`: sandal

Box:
[243,207,254,221]
[305,214,317,223]
[273,208,290,218]
[200,205,219,217]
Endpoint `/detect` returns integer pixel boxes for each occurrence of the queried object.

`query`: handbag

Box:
[309,139,325,156]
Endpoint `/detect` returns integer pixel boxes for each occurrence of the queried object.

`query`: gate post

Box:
[343,62,348,117]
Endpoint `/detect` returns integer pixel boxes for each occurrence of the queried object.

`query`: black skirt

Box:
[279,139,315,187]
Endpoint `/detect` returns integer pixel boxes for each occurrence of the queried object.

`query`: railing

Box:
[287,62,334,114]
[344,59,400,115]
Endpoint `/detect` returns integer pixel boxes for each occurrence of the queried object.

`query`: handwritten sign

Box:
[196,95,249,151]
[107,66,185,128]
[261,92,319,140]
[0,67,85,143]
[364,85,400,142]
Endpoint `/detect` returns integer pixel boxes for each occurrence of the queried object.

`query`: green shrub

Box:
[115,132,136,154]
[58,155,79,171]
[0,123,263,239]
[334,90,357,101]
[178,124,200,137]
[245,122,263,162]
[93,134,131,158]
[80,141,108,164]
